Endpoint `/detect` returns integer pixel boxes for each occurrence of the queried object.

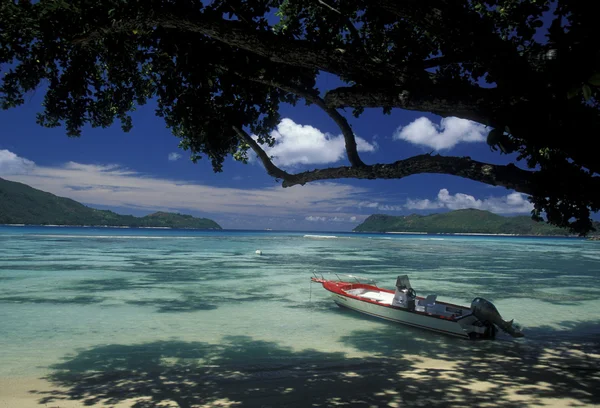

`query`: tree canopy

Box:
[1,0,599,233]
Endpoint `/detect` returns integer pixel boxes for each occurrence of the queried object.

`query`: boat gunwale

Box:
[315,278,471,322]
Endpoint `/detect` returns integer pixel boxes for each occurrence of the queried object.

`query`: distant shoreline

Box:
[0,224,221,230]
[354,209,600,237]
[1,224,591,239]
[363,230,583,238]
[385,231,519,236]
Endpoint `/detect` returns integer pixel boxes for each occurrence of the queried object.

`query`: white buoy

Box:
[255,250,262,255]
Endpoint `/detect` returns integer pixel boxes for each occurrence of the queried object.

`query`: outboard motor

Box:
[471,297,524,338]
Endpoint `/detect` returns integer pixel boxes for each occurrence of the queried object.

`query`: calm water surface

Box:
[1,226,599,405]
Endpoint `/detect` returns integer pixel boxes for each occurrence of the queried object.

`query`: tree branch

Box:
[74,14,412,84]
[237,74,365,167]
[232,126,537,198]
[326,85,600,177]
[422,55,454,69]
[281,154,536,196]
[325,85,503,126]
[232,125,293,181]
[75,11,505,131]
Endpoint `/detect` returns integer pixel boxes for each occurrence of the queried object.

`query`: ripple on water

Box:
[0,227,598,383]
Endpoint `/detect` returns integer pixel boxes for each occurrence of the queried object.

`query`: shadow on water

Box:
[32,325,600,408]
[0,295,104,305]
[70,277,147,292]
[123,289,289,313]
[126,296,219,313]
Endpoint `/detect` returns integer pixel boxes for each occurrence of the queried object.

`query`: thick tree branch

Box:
[326,85,600,177]
[232,125,292,181]
[75,11,501,130]
[281,155,536,196]
[234,125,537,196]
[234,116,533,195]
[325,85,503,126]
[74,14,412,84]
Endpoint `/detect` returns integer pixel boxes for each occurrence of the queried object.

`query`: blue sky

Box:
[0,72,558,231]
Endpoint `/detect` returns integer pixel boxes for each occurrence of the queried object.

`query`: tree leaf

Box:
[582,84,592,101]
[567,87,580,99]
[588,73,600,86]
[486,128,502,147]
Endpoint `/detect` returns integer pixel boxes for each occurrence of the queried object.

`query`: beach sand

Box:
[2,341,598,408]
[1,378,184,407]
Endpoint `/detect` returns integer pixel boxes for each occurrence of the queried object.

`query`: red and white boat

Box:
[311,274,523,339]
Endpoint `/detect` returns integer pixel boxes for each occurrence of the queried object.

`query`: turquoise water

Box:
[1,226,599,406]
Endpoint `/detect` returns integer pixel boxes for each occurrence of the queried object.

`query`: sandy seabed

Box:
[1,230,599,407]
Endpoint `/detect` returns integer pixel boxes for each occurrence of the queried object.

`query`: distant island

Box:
[353,209,600,236]
[0,177,222,229]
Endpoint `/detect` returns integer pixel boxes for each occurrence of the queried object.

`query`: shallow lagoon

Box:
[1,227,599,407]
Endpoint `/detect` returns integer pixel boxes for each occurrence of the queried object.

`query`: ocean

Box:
[1,226,599,407]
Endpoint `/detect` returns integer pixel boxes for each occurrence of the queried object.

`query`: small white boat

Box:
[311,274,523,339]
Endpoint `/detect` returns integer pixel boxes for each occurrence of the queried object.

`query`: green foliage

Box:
[0,0,307,171]
[353,209,599,236]
[0,178,221,229]
[1,0,599,233]
[589,73,600,87]
[486,128,517,154]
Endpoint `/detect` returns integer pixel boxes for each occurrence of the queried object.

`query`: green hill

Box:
[353,209,599,236]
[0,177,221,229]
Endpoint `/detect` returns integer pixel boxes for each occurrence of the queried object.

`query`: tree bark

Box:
[325,85,503,127]
[75,15,413,85]
[233,121,536,196]
[232,125,292,181]
[279,155,536,195]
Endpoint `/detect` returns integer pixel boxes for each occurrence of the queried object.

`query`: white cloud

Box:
[0,150,35,175]
[3,153,371,221]
[405,189,533,214]
[254,118,376,167]
[357,202,405,212]
[394,117,487,150]
[404,198,441,210]
[168,152,182,161]
[377,205,405,211]
[305,215,360,223]
[358,201,380,208]
[305,216,327,222]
